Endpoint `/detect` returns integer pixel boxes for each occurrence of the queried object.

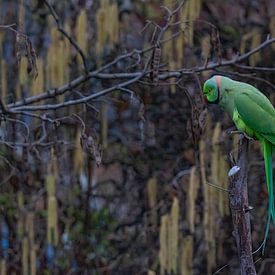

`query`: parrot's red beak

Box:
[204,95,208,104]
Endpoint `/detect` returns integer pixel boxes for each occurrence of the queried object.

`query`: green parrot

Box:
[203,75,275,253]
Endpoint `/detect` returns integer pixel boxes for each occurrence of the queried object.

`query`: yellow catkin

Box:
[249,29,261,66]
[180,0,201,46]
[180,236,193,275]
[31,58,44,96]
[96,8,107,56]
[95,0,118,61]
[163,29,176,93]
[46,175,58,246]
[45,50,51,90]
[76,9,88,67]
[199,114,216,275]
[204,182,215,275]
[199,140,207,185]
[158,198,180,274]
[175,34,184,67]
[47,197,58,246]
[26,213,34,245]
[30,246,36,275]
[188,0,196,46]
[186,0,194,45]
[159,214,169,275]
[0,259,6,275]
[22,237,29,275]
[169,197,179,274]
[240,32,253,54]
[218,156,229,217]
[211,123,221,188]
[240,29,261,66]
[163,0,174,9]
[101,0,109,8]
[15,82,20,102]
[0,60,7,103]
[46,174,56,196]
[74,128,84,175]
[19,57,28,87]
[201,35,211,62]
[200,140,215,274]
[189,0,196,25]
[181,0,189,29]
[58,39,65,87]
[25,213,36,275]
[163,28,173,66]
[205,123,223,274]
[147,177,157,228]
[18,0,25,30]
[17,191,24,239]
[108,4,119,45]
[63,22,71,84]
[46,18,67,92]
[46,28,56,88]
[187,166,199,233]
[194,0,202,18]
[0,29,3,55]
[201,34,211,77]
[51,28,60,87]
[200,139,210,241]
[101,101,108,149]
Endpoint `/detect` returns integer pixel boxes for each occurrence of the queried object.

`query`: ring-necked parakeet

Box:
[203,75,275,253]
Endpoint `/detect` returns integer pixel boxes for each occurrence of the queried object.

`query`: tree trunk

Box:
[228,137,256,275]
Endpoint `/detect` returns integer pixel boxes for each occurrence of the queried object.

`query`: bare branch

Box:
[0,23,16,29]
[9,74,144,112]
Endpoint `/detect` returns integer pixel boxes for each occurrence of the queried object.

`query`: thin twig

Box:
[43,0,88,72]
[234,64,275,72]
[0,23,16,29]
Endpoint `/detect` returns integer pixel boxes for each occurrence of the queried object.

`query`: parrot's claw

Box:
[243,132,254,141]
[229,130,254,141]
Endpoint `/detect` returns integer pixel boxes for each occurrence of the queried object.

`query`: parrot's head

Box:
[202,75,222,104]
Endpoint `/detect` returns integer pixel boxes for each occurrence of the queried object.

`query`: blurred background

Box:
[0,0,275,274]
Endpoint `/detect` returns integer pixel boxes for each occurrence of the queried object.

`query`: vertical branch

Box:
[228,137,256,275]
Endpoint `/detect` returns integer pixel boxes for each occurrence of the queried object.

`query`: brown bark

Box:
[228,137,256,275]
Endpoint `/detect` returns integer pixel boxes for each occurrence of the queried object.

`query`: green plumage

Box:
[203,75,275,253]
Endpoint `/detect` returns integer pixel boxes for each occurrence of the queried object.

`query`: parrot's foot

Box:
[229,130,254,141]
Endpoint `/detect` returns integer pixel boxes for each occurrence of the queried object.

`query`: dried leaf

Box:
[138,102,146,122]
[82,135,102,166]
[211,28,222,63]
[201,34,211,64]
[150,46,161,85]
[16,33,38,79]
[199,108,208,132]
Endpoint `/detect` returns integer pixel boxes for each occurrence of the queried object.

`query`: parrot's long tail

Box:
[260,140,275,254]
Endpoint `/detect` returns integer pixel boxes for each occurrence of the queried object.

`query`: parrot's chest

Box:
[232,109,255,138]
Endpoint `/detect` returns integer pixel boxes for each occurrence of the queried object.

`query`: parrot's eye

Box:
[204,89,211,95]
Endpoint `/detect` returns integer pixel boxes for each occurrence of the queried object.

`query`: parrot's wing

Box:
[234,90,275,144]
